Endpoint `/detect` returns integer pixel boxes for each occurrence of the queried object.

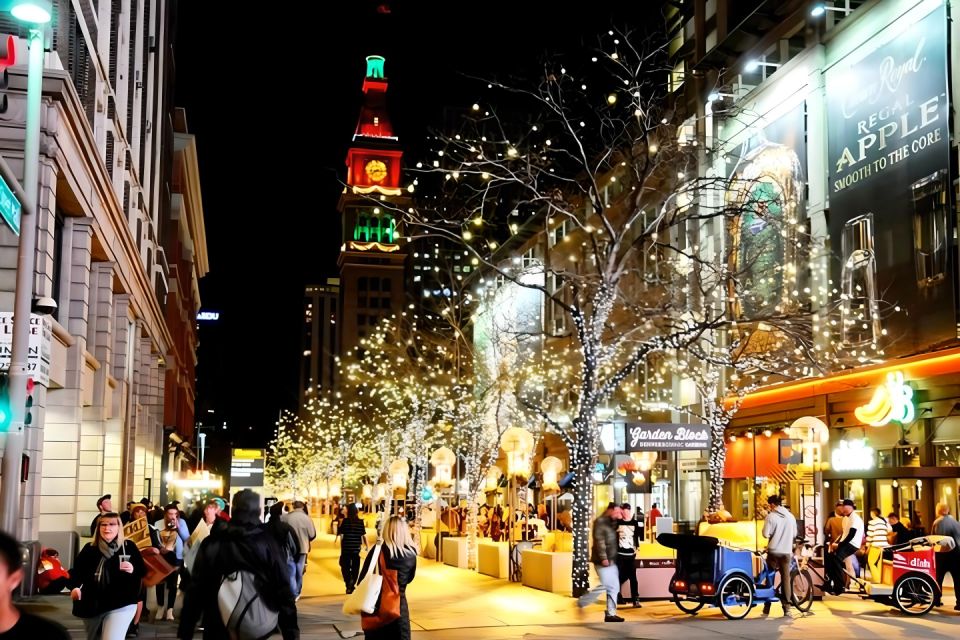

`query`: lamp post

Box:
[0,0,52,538]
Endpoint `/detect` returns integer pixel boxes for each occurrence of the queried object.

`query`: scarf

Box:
[95,538,120,587]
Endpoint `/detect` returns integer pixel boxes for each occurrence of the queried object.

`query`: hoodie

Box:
[762,505,798,555]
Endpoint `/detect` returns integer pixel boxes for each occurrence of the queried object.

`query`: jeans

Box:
[294,553,307,597]
[82,604,137,640]
[767,551,792,610]
[577,563,620,616]
[156,554,180,609]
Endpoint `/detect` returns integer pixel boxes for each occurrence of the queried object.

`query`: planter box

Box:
[478,540,508,578]
[521,549,572,595]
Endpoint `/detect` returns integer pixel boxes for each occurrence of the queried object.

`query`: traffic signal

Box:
[0,372,10,432]
[24,377,33,427]
[0,35,15,114]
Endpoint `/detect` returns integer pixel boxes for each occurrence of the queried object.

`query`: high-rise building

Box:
[300,278,340,406]
[337,56,409,355]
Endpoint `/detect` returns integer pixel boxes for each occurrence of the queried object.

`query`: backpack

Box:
[218,568,279,640]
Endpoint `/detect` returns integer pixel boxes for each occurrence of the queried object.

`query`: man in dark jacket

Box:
[177,490,299,640]
[264,501,300,598]
[576,503,623,622]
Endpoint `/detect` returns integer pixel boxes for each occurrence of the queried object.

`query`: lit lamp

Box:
[362,484,373,500]
[373,482,387,502]
[317,480,329,500]
[501,427,535,482]
[0,0,53,536]
[541,456,563,495]
[430,446,456,490]
[484,465,503,492]
[389,458,409,494]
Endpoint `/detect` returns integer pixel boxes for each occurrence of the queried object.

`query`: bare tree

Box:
[387,28,835,595]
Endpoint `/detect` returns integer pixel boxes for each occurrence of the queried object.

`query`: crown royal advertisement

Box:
[826,3,954,356]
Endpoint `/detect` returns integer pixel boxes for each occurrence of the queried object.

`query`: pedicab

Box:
[658,533,810,620]
[822,534,953,616]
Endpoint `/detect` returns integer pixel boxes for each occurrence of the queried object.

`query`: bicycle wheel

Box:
[791,568,813,612]
[717,574,754,620]
[673,596,705,614]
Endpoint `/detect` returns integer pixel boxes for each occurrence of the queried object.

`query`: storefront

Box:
[727,349,960,540]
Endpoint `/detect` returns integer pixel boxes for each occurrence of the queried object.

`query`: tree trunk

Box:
[708,416,727,512]
[570,443,593,597]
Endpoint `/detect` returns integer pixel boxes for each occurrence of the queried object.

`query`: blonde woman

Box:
[69,512,145,640]
[358,515,418,640]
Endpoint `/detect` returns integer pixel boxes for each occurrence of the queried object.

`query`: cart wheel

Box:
[893,575,935,616]
[718,574,754,620]
[791,568,813,612]
[674,596,705,615]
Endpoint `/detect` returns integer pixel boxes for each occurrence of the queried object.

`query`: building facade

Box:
[0,0,206,550]
[668,0,960,534]
[300,278,339,406]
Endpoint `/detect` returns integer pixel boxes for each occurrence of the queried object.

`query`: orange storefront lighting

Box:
[727,347,960,411]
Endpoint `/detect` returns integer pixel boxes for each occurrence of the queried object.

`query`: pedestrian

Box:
[155,504,189,622]
[648,503,662,541]
[615,503,641,608]
[177,489,299,639]
[931,502,960,610]
[70,512,146,640]
[282,501,317,600]
[357,515,418,640]
[90,494,113,537]
[887,513,911,546]
[339,504,368,594]
[761,495,797,617]
[865,507,890,580]
[126,503,159,638]
[0,531,70,638]
[264,502,300,598]
[576,503,623,622]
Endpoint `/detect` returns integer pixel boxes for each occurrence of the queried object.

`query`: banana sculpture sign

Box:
[854,371,915,427]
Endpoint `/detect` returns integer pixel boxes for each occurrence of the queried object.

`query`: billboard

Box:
[230,448,265,488]
[724,104,807,320]
[826,3,953,355]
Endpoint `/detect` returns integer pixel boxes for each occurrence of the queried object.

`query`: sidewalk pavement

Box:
[17,532,960,639]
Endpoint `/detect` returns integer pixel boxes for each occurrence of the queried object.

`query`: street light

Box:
[0,0,53,537]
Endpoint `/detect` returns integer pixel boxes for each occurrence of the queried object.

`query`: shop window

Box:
[935,443,960,467]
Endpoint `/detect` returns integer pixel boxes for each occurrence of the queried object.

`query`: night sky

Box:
[173,1,648,450]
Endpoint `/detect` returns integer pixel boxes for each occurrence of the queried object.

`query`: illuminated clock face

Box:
[365,159,388,183]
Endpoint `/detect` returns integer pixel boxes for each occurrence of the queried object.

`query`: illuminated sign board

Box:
[854,371,914,426]
[831,439,875,472]
[197,311,220,321]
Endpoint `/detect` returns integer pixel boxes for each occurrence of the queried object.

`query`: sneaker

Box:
[604,614,625,622]
[125,623,139,638]
[954,604,960,611]
[164,608,175,621]
[762,603,771,615]
[632,599,642,608]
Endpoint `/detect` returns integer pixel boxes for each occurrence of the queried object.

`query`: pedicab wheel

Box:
[893,575,936,616]
[791,568,814,612]
[717,574,754,620]
[673,596,705,615]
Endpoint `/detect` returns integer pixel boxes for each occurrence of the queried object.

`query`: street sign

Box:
[0,175,19,236]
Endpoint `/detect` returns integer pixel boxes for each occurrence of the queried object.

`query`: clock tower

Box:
[338,55,409,357]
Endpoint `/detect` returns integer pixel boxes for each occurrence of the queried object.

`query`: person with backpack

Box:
[264,502,300,598]
[177,490,299,640]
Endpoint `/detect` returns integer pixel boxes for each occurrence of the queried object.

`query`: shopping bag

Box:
[360,550,401,630]
[342,543,382,615]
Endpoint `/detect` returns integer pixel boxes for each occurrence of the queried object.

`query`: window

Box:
[369,297,379,309]
[358,277,368,291]
[358,297,367,308]
[382,278,391,291]
[369,278,380,292]
[381,297,391,309]
[358,315,366,326]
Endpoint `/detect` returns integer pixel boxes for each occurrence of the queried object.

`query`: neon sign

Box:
[854,371,914,427]
[831,439,875,472]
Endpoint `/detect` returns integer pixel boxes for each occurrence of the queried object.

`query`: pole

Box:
[0,26,42,537]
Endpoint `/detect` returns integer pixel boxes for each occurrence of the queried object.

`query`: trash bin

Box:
[17,540,40,599]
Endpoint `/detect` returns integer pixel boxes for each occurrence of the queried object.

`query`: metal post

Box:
[0,26,42,537]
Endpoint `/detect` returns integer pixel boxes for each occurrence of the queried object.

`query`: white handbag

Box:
[342,543,383,615]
